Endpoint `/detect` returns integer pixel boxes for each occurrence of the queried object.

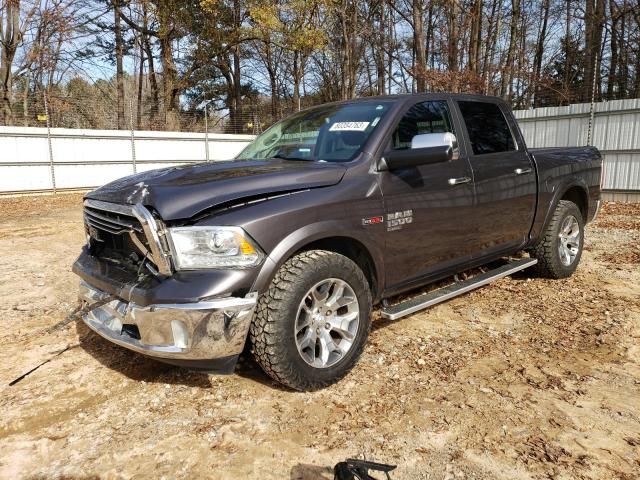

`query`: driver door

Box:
[379,99,477,291]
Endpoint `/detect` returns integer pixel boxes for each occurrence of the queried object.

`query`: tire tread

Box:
[249,250,371,391]
[530,200,583,279]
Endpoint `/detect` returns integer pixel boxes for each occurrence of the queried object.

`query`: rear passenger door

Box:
[456,99,537,256]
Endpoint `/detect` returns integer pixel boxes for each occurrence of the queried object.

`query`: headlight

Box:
[167,226,264,269]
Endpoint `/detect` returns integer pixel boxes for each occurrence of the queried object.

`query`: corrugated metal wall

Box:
[0,127,254,194]
[514,98,640,201]
[3,101,639,200]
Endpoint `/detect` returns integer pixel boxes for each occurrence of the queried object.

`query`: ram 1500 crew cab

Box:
[74,94,602,390]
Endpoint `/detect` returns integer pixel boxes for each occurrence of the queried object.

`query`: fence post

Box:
[43,92,56,193]
[129,99,137,173]
[204,103,210,162]
[586,53,598,146]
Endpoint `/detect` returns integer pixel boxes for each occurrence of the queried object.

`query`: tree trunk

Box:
[584,0,605,102]
[486,1,502,94]
[412,0,426,92]
[447,2,459,72]
[606,0,618,98]
[514,10,527,107]
[159,34,179,130]
[469,0,483,74]
[482,0,500,90]
[22,70,30,126]
[619,0,630,95]
[500,0,520,101]
[233,43,241,132]
[584,0,594,101]
[230,0,242,132]
[375,0,386,95]
[293,50,301,111]
[141,4,159,117]
[137,33,144,130]
[387,1,393,94]
[263,40,279,120]
[564,0,572,97]
[0,0,21,125]
[113,0,125,129]
[532,0,550,106]
[635,52,640,98]
[425,3,433,70]
[348,2,358,98]
[338,0,352,100]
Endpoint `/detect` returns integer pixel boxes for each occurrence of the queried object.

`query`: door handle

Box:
[448,176,471,186]
[514,167,533,175]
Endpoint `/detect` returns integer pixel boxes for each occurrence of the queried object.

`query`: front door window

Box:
[392,101,456,150]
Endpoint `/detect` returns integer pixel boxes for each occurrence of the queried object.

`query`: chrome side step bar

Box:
[380,258,538,321]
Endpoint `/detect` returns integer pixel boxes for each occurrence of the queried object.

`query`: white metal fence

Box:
[514,98,640,202]
[0,126,254,194]
[2,99,639,200]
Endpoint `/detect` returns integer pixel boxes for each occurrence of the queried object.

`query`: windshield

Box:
[237,101,393,162]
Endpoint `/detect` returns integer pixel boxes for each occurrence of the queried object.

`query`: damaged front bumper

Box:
[78,280,257,372]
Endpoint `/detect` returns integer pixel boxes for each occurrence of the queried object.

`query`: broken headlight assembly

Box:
[167,226,264,269]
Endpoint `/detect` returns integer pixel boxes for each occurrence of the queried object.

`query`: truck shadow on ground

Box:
[369,263,534,334]
[74,318,292,391]
[371,309,396,332]
[74,319,212,388]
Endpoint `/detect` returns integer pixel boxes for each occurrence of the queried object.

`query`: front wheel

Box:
[250,250,372,391]
[529,199,585,279]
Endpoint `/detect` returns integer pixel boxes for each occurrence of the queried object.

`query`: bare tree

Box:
[500,0,521,101]
[113,0,124,128]
[0,0,34,123]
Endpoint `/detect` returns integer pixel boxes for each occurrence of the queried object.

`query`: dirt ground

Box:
[0,193,639,480]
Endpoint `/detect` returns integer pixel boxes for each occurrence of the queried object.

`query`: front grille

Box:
[83,199,172,276]
[84,201,149,273]
[84,205,143,236]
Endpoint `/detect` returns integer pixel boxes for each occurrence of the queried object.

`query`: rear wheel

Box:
[250,250,372,391]
[529,200,584,279]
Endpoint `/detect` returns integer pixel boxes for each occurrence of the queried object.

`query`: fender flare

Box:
[251,220,385,298]
[533,176,589,242]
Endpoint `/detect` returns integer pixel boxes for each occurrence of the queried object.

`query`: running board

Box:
[380,258,538,321]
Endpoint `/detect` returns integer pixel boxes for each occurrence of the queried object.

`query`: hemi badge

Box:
[362,216,384,226]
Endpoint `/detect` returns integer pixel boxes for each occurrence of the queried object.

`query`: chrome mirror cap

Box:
[411,132,460,160]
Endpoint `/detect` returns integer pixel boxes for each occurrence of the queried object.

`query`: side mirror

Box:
[380,132,459,171]
[411,132,459,160]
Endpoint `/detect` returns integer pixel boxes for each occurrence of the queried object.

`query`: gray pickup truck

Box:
[74,94,602,390]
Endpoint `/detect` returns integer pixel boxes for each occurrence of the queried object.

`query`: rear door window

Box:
[458,101,515,155]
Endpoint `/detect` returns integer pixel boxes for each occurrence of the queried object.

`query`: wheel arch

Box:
[560,185,589,222]
[251,222,385,302]
[294,236,379,300]
[532,178,589,244]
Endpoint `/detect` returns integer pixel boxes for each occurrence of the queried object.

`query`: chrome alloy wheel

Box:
[558,215,580,266]
[294,278,360,368]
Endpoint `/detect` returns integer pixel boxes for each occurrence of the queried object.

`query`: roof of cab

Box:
[302,92,506,109]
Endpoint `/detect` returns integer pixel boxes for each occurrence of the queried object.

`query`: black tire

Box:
[529,200,585,279]
[250,250,372,391]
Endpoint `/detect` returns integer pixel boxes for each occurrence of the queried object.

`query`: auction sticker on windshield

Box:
[329,121,370,131]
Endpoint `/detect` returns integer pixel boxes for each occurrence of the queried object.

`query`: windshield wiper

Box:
[271,154,312,162]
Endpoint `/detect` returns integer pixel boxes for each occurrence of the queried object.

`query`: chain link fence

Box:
[2,80,639,198]
[2,91,279,135]
[6,76,638,134]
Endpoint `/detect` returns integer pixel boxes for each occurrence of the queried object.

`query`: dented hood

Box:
[85,159,347,220]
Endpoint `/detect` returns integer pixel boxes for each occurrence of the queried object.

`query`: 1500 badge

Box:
[387,210,413,231]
